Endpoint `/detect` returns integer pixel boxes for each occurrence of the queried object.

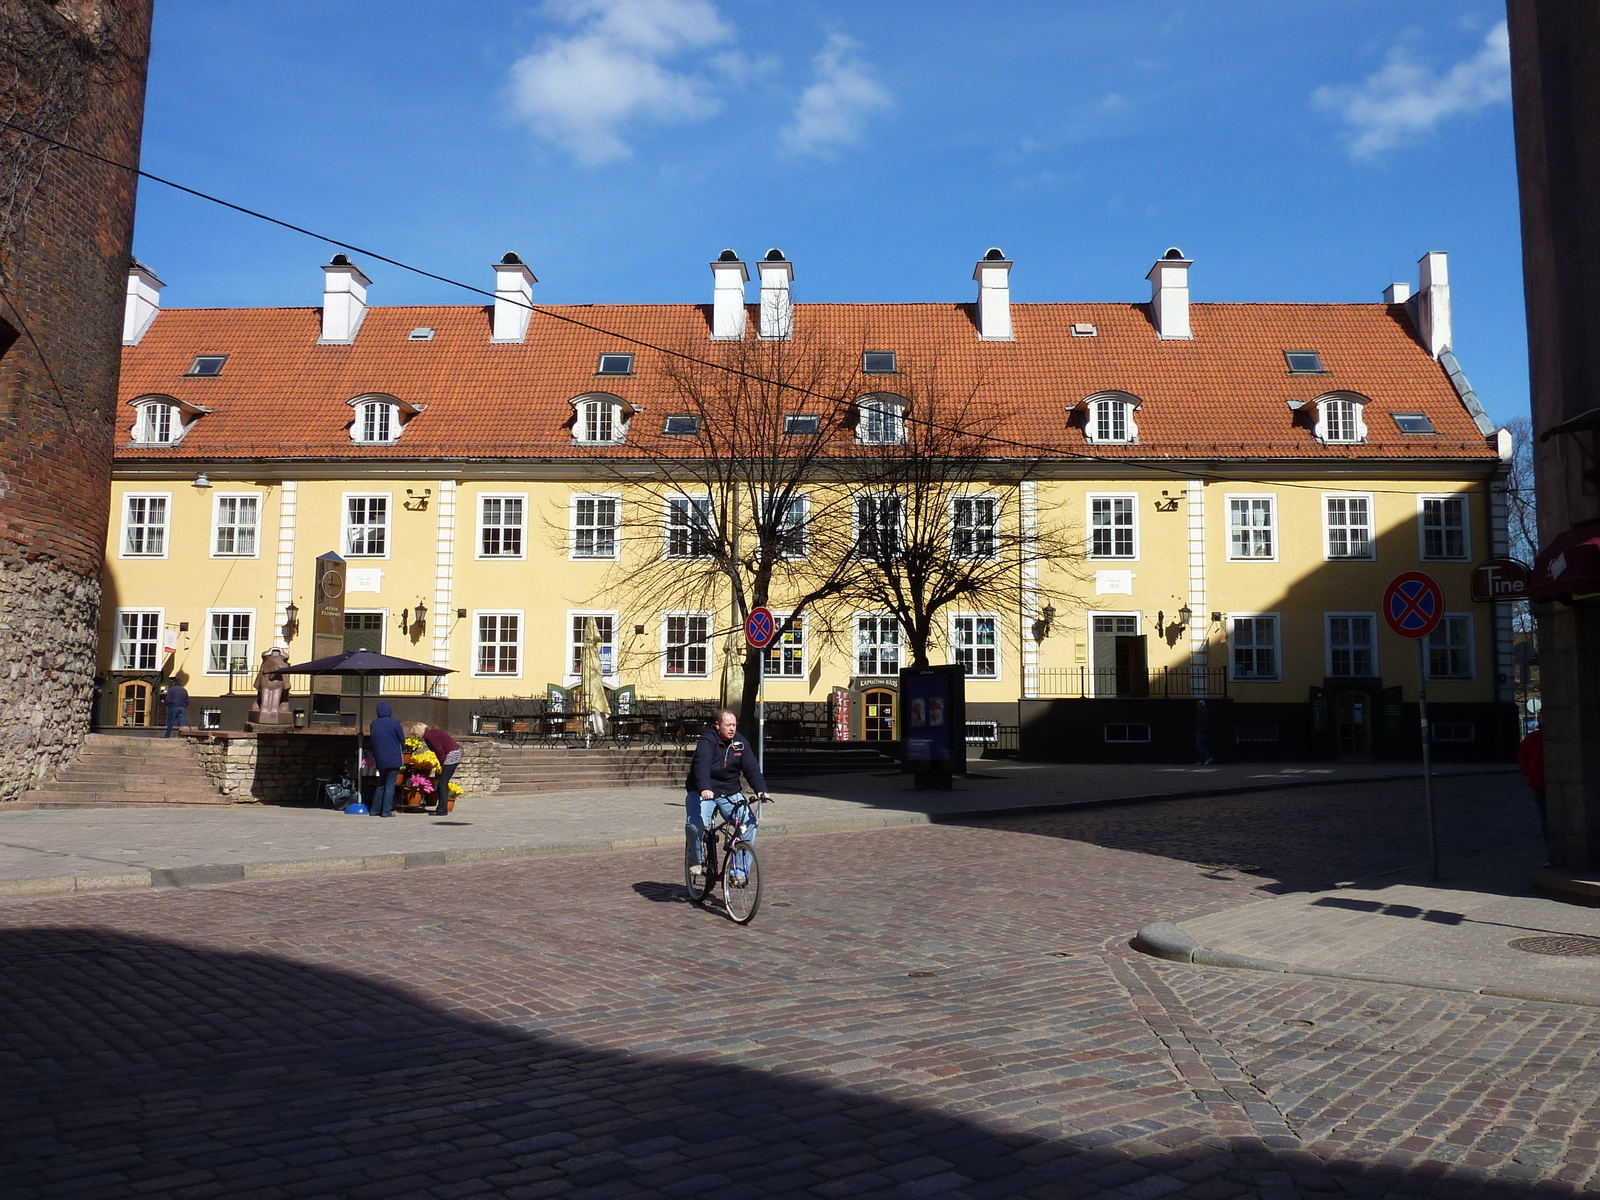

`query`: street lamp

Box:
[282,599,299,642]
[414,599,427,632]
[1176,604,1193,628]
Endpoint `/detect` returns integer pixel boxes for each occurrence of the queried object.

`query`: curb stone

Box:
[0,811,931,901]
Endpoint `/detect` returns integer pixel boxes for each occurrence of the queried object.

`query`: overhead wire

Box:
[0,116,1513,501]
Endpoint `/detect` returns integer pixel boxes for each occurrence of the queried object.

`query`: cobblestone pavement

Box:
[6,774,1596,1200]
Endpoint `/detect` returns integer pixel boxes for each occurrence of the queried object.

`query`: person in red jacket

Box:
[1518,726,1546,836]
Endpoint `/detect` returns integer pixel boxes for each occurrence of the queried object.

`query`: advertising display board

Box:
[311,551,346,696]
[899,664,967,787]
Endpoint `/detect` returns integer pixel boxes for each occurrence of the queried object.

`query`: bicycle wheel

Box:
[684,833,715,904]
[722,839,762,924]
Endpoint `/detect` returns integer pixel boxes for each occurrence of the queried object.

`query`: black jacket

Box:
[686,729,768,796]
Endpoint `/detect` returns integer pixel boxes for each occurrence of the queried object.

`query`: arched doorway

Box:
[863,689,896,741]
[117,680,152,727]
[1335,691,1371,760]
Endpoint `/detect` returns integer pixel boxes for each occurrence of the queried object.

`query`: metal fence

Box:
[1033,666,1228,699]
[226,665,446,698]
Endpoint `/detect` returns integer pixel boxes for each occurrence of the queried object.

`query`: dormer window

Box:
[1313,393,1369,444]
[186,355,227,377]
[128,394,209,445]
[857,395,906,445]
[573,394,631,444]
[596,353,634,376]
[1079,392,1141,445]
[346,393,421,445]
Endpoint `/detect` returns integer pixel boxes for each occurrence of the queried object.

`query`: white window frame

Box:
[1427,613,1475,681]
[1086,493,1138,560]
[1322,493,1375,561]
[1418,494,1471,561]
[574,398,627,445]
[113,608,165,672]
[566,610,620,683]
[853,493,904,559]
[120,492,172,559]
[210,492,262,558]
[762,612,806,678]
[131,400,183,445]
[472,610,524,679]
[477,493,528,561]
[204,609,255,676]
[856,395,907,445]
[762,492,811,561]
[1229,612,1281,682]
[1226,494,1278,562]
[950,494,999,561]
[351,399,401,445]
[1314,395,1368,444]
[568,493,621,561]
[1086,397,1138,445]
[949,612,1001,681]
[662,611,713,679]
[342,493,391,559]
[664,494,715,560]
[1325,612,1379,678]
[854,613,902,677]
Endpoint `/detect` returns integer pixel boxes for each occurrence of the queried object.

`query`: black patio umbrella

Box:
[278,650,453,797]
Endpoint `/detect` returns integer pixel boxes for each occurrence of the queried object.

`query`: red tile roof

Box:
[115,300,1498,463]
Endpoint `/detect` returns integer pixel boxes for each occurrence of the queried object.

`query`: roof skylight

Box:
[1284,351,1325,374]
[597,353,634,375]
[783,414,821,436]
[186,355,227,377]
[1393,413,1437,434]
[863,351,897,375]
[662,414,701,436]
[408,327,434,341]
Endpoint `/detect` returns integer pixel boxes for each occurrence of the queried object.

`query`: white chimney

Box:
[710,249,749,340]
[320,254,370,344]
[123,258,163,346]
[973,248,1013,341]
[757,249,793,340]
[1383,281,1412,304]
[491,252,536,343]
[1146,247,1192,340]
[1414,251,1451,359]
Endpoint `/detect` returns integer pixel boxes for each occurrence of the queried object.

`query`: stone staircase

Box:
[494,745,691,795]
[10,733,235,809]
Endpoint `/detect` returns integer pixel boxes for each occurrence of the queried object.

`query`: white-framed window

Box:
[1087,494,1137,559]
[857,395,906,445]
[1230,614,1280,681]
[1227,495,1276,560]
[478,494,526,559]
[1420,495,1470,560]
[568,611,617,678]
[1323,494,1374,560]
[854,494,903,559]
[763,614,805,677]
[344,494,389,557]
[474,611,522,677]
[951,613,1000,680]
[205,610,254,675]
[1314,394,1368,444]
[114,609,163,671]
[1427,614,1474,680]
[353,400,399,444]
[212,494,260,557]
[575,397,627,444]
[121,493,170,558]
[1326,613,1378,677]
[951,496,998,560]
[132,401,180,445]
[855,614,901,676]
[1086,396,1139,444]
[570,494,620,560]
[762,493,810,560]
[663,612,712,677]
[665,495,714,559]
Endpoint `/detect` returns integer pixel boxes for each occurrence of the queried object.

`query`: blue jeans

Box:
[685,791,757,865]
[164,706,186,737]
[373,767,400,816]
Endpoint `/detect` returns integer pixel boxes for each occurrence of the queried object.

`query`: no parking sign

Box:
[1382,571,1444,640]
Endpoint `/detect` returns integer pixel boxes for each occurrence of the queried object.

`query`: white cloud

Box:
[1312,21,1510,160]
[781,34,891,157]
[508,0,734,166]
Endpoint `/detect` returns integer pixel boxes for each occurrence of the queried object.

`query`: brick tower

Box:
[0,1,154,797]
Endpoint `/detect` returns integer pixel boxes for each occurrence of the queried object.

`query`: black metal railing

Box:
[227,664,446,698]
[1033,667,1228,699]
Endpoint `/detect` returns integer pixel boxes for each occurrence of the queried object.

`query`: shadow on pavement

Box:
[0,926,1568,1199]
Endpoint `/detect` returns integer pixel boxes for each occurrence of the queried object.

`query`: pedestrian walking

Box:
[408,720,463,815]
[1193,699,1213,765]
[162,680,189,738]
[1518,725,1546,838]
[368,701,405,817]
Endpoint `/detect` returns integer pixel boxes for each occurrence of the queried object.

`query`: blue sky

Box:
[134,1,1526,424]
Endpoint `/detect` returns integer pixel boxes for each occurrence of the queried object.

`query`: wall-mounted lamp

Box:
[1176,604,1193,628]
[282,600,299,642]
[192,473,212,489]
[414,599,427,631]
[1211,611,1222,624]
[1031,602,1057,641]
[404,487,432,511]
[456,608,467,619]
[400,600,428,634]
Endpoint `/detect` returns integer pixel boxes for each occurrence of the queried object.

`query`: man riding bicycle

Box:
[685,709,770,881]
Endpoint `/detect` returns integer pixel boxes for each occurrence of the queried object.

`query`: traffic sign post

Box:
[1383,572,1445,881]
[745,608,776,769]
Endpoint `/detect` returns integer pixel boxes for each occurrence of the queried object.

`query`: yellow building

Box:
[103,248,1513,761]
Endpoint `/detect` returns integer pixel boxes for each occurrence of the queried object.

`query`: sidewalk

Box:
[1135,839,1600,1007]
[0,758,1507,899]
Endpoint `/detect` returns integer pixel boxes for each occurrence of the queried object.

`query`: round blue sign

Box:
[745,606,776,649]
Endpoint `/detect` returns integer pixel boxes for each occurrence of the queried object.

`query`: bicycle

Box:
[684,791,767,924]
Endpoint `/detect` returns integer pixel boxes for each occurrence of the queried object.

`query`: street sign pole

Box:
[744,607,776,770]
[759,645,766,769]
[1384,571,1445,883]
[1416,638,1437,881]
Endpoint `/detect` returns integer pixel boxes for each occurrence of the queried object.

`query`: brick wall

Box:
[0,2,154,798]
[189,733,501,805]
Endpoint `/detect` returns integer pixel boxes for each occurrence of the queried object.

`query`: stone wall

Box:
[188,733,500,805]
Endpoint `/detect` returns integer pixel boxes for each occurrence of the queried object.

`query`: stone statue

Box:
[248,648,293,726]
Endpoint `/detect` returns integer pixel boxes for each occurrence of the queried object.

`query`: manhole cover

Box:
[1509,935,1600,956]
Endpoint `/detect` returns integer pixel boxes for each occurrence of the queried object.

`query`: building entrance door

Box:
[863,689,895,741]
[343,612,384,695]
[1335,691,1372,760]
[117,680,152,727]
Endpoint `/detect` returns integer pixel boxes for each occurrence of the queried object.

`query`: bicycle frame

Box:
[701,793,762,881]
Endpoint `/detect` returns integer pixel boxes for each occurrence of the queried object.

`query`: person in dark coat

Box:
[684,709,770,880]
[163,680,189,738]
[368,701,406,817]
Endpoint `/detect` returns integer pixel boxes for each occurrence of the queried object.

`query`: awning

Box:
[1530,521,1600,602]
